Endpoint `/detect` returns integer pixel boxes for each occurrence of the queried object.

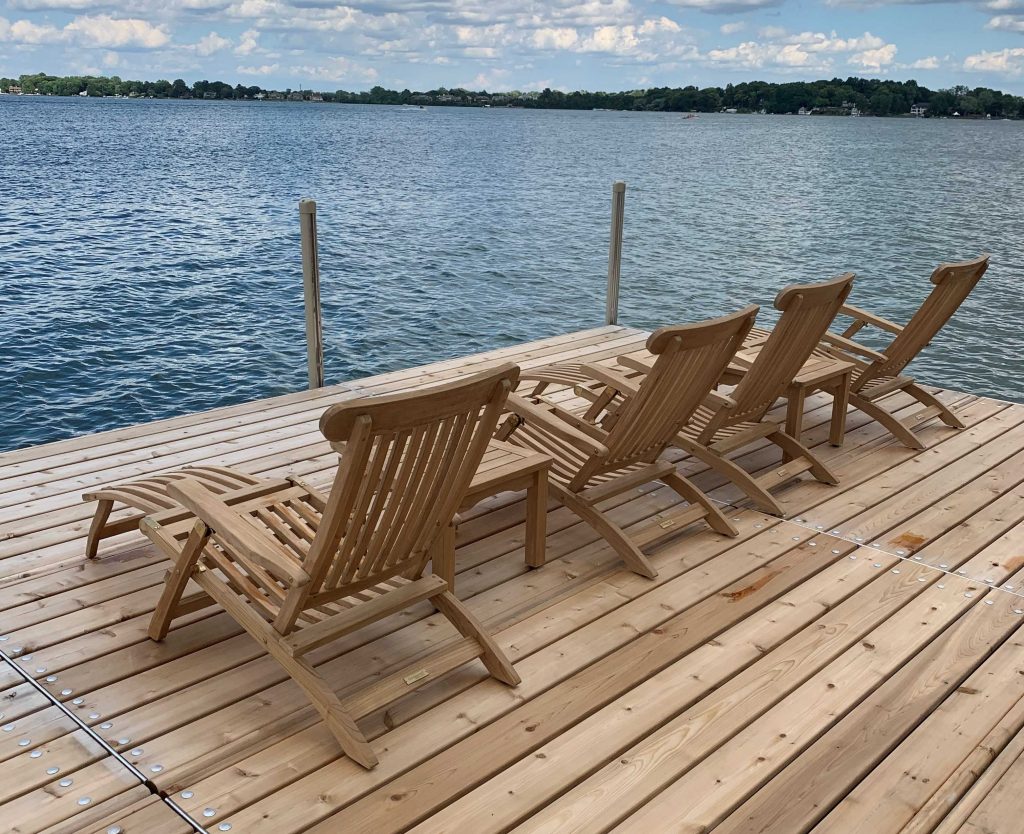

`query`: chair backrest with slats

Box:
[286,363,518,616]
[582,306,758,484]
[723,273,855,426]
[853,255,988,391]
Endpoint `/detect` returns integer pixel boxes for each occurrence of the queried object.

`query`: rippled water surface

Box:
[2,97,1022,451]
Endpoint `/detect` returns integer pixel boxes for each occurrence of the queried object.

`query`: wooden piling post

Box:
[299,198,324,389]
[606,181,625,326]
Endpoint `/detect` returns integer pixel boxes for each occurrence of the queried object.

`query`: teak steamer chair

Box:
[140,363,522,769]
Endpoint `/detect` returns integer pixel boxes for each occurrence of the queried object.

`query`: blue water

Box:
[2,96,1022,452]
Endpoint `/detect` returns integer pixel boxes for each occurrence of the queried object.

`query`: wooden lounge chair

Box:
[142,363,522,769]
[818,255,989,450]
[497,307,757,579]
[522,274,855,518]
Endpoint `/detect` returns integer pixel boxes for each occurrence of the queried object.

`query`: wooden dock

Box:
[2,325,1024,833]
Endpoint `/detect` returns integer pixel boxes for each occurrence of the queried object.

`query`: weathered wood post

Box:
[299,198,325,389]
[606,181,626,326]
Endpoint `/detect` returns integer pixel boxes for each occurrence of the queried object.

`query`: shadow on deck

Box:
[2,326,1024,833]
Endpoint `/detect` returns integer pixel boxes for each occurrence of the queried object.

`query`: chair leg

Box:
[192,572,379,769]
[553,484,658,578]
[905,383,966,429]
[148,521,209,641]
[429,522,457,590]
[769,429,839,486]
[676,438,786,517]
[431,590,520,686]
[849,392,925,450]
[659,471,738,537]
[85,499,114,559]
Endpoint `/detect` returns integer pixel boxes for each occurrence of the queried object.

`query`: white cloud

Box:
[987,14,1024,31]
[0,16,63,44]
[102,49,119,65]
[237,61,278,74]
[964,46,1024,73]
[720,21,745,34]
[703,28,895,72]
[64,15,169,48]
[908,55,940,69]
[194,30,231,55]
[293,55,378,83]
[532,27,579,49]
[667,0,782,13]
[849,42,897,72]
[234,27,259,54]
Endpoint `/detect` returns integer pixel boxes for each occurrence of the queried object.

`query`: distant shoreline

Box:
[4,74,1023,119]
[3,93,1017,121]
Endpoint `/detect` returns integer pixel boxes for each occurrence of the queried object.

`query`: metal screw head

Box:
[45,675,56,682]
[985,599,994,605]
[117,738,130,745]
[918,577,927,582]
[897,550,907,556]
[0,635,8,641]
[203,808,217,817]
[99,722,112,730]
[150,764,163,773]
[46,766,59,775]
[18,738,31,747]
[832,549,841,555]
[808,542,817,547]
[89,713,100,721]
[219,824,232,831]
[2,723,14,732]
[59,778,73,787]
[180,790,194,799]
[1014,609,1023,615]
[77,797,91,806]
[938,584,946,589]
[72,698,84,706]
[873,563,882,568]
[939,564,948,569]
[60,689,72,696]
[29,750,42,758]
[108,827,124,834]
[130,748,144,757]
[792,536,801,541]
[35,667,46,674]
[891,569,900,574]
[965,592,974,598]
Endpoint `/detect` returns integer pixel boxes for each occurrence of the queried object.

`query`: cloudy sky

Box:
[2,0,1024,93]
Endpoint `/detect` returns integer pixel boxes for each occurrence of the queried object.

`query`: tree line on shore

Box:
[3,72,1022,118]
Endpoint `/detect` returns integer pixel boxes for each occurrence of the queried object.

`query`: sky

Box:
[2,0,1024,94]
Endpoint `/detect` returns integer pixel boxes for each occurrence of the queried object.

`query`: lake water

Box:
[2,96,1022,452]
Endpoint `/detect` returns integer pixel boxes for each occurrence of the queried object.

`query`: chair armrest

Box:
[821,332,888,362]
[705,389,738,412]
[167,479,310,588]
[505,394,609,459]
[577,363,642,397]
[617,354,654,375]
[838,303,904,335]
